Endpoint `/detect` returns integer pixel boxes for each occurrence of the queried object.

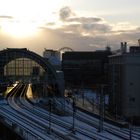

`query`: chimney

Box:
[121,42,123,48]
[124,42,127,47]
[120,42,127,53]
[124,42,127,52]
[138,39,140,46]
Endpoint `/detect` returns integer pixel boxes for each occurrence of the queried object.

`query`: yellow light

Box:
[26,84,33,99]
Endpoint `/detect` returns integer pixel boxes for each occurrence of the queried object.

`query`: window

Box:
[129,97,135,102]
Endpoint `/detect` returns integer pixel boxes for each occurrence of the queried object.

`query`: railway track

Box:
[5,84,71,140]
[0,84,52,140]
[19,84,111,140]
[2,83,140,140]
[55,98,140,140]
[21,85,132,140]
[7,84,80,140]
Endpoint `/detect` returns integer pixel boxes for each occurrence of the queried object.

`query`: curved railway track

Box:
[7,84,81,140]
[2,83,140,140]
[21,84,137,140]
[19,84,112,140]
[1,84,52,140]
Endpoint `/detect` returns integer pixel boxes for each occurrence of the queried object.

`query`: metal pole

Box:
[63,93,66,114]
[92,98,94,112]
[98,85,104,132]
[115,104,117,120]
[82,92,84,106]
[72,96,76,133]
[129,117,133,140]
[129,125,132,140]
[14,57,16,82]
[48,99,52,134]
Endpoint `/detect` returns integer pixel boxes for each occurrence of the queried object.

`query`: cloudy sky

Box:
[0,0,140,55]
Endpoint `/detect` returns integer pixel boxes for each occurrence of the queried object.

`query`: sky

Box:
[0,0,140,55]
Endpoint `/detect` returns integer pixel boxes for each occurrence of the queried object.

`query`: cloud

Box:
[46,22,56,26]
[66,17,102,23]
[45,22,56,28]
[59,6,74,21]
[58,7,112,36]
[59,22,112,37]
[0,7,139,54]
[39,23,140,52]
[81,23,112,33]
[13,6,140,53]
[112,22,138,32]
[0,15,13,19]
[59,7,102,23]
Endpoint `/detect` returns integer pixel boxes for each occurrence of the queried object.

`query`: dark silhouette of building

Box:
[62,50,111,88]
[109,45,140,120]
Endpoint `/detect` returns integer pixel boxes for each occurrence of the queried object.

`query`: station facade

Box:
[0,48,64,96]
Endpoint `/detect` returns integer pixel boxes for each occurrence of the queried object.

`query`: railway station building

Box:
[0,48,64,96]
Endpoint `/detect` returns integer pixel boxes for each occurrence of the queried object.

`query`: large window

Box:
[4,58,45,76]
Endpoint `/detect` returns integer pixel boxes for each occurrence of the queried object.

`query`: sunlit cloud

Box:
[0,15,13,19]
[0,3,140,53]
[41,6,140,51]
[66,17,103,23]
[0,0,67,38]
[59,6,75,21]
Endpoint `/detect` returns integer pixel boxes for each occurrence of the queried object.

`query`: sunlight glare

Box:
[1,20,39,38]
[0,0,66,38]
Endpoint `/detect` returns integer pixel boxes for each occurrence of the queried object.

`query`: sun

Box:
[1,20,39,38]
[0,0,67,38]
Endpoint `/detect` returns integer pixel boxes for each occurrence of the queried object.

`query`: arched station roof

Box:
[0,48,57,79]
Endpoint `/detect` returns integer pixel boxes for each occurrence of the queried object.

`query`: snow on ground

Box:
[73,90,108,105]
[0,98,7,104]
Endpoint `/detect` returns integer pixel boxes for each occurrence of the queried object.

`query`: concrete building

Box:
[62,50,111,88]
[43,49,61,70]
[109,45,140,119]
